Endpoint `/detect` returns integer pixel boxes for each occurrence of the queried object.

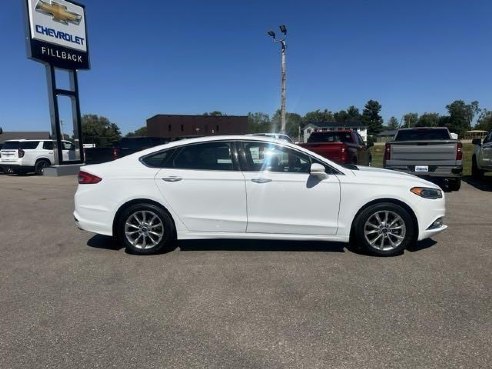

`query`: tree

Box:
[302,109,334,125]
[203,111,225,116]
[126,126,148,137]
[402,113,419,128]
[361,100,383,135]
[417,113,440,127]
[346,105,361,121]
[387,116,399,129]
[271,110,302,138]
[333,110,349,123]
[475,110,492,132]
[446,100,480,136]
[82,114,121,147]
[248,112,271,133]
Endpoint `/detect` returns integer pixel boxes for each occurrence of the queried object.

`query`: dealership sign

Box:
[25,0,90,70]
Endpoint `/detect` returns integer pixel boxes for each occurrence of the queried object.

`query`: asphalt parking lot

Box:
[0,174,491,369]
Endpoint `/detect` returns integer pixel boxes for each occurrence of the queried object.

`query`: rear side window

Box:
[19,141,40,149]
[395,129,450,141]
[141,149,175,168]
[2,141,20,150]
[173,142,235,171]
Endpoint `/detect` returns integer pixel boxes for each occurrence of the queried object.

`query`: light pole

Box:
[267,25,287,134]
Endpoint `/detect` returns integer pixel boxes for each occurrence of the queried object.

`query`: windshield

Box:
[307,132,354,143]
[395,129,450,141]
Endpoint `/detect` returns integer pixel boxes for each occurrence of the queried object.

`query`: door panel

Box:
[153,142,247,233]
[240,141,341,235]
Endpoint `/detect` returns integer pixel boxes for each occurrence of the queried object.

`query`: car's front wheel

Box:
[117,203,175,255]
[353,202,415,256]
[471,156,484,179]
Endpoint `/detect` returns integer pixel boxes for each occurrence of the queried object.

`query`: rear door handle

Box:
[251,178,272,184]
[162,176,182,182]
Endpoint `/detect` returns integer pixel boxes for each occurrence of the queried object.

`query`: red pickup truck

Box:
[299,130,372,165]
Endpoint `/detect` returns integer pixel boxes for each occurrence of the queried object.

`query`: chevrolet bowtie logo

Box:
[35,0,82,25]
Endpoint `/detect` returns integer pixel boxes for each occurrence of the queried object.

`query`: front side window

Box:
[242,142,311,173]
[62,141,75,150]
[484,133,492,144]
[173,142,235,171]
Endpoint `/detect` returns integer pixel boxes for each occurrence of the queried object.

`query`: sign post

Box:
[24,0,90,172]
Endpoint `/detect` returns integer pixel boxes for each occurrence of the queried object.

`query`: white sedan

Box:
[74,136,447,256]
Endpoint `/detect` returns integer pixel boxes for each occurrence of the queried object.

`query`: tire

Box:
[117,203,175,255]
[447,178,461,191]
[35,160,50,175]
[471,156,484,179]
[353,202,415,256]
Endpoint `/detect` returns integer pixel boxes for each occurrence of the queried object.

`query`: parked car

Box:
[0,139,76,175]
[298,130,372,165]
[84,136,170,164]
[0,143,4,173]
[471,131,492,178]
[74,135,447,257]
[383,127,463,191]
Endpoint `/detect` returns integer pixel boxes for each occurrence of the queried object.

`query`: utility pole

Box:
[267,25,287,134]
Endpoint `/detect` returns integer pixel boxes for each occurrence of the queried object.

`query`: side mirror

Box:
[472,138,481,145]
[310,163,327,178]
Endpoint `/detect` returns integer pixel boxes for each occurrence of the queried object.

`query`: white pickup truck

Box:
[472,131,492,178]
[0,139,76,175]
[383,127,463,191]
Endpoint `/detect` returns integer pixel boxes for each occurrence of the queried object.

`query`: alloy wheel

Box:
[124,210,164,250]
[363,210,406,251]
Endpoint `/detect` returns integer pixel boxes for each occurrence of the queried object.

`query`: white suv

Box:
[0,139,76,175]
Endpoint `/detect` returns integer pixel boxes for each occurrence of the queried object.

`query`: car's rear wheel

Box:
[354,202,415,256]
[35,160,50,175]
[447,178,461,191]
[118,203,175,255]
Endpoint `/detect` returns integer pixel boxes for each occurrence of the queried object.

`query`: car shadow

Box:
[87,234,125,251]
[178,239,346,253]
[462,175,492,192]
[87,236,438,255]
[406,238,438,253]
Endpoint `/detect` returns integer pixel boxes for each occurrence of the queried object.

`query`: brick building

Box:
[147,114,248,139]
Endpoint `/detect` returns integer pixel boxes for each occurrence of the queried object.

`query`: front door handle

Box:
[162,176,182,182]
[251,178,272,184]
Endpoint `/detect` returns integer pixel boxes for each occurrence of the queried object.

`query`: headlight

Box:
[410,187,443,199]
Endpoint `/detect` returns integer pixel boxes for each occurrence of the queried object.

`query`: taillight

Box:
[383,143,391,165]
[78,171,102,184]
[112,147,120,160]
[456,142,463,161]
[18,149,25,158]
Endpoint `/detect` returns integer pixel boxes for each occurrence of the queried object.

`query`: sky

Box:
[1,0,491,135]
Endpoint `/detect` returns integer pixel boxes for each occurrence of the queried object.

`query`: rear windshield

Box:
[307,132,354,143]
[395,129,450,141]
[2,141,20,150]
